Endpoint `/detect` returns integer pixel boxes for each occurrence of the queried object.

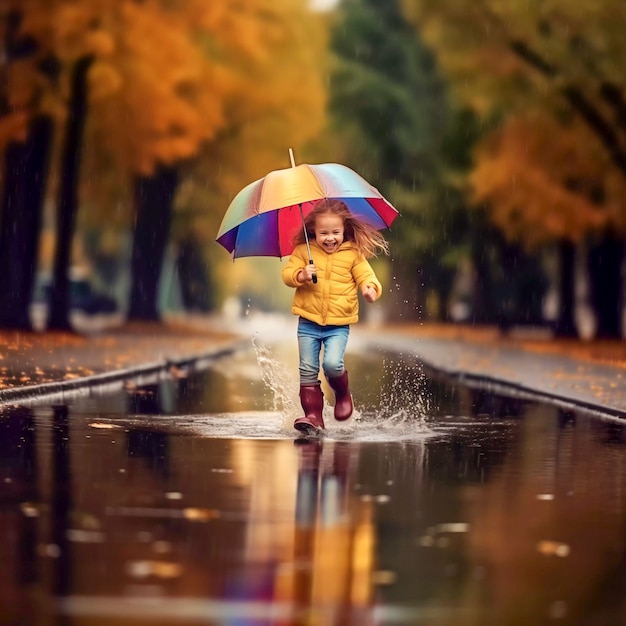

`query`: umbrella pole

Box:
[298,202,317,284]
[290,149,317,284]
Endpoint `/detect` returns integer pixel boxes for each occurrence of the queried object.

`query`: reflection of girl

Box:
[282,199,389,436]
[289,440,375,621]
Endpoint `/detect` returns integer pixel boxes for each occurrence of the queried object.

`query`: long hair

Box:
[291,199,389,259]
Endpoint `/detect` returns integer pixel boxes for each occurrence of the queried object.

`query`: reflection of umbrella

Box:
[216,150,399,260]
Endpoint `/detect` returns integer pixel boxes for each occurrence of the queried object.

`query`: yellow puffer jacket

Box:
[282,241,382,326]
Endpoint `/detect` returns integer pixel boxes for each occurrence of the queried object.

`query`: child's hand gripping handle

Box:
[310,260,317,284]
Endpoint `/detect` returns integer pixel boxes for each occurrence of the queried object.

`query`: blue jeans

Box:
[297,318,350,385]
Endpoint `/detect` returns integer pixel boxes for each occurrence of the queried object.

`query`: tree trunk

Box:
[470,231,497,324]
[495,241,547,328]
[48,56,93,331]
[435,277,455,322]
[127,165,179,321]
[385,257,422,322]
[0,10,54,330]
[587,235,624,339]
[0,116,53,329]
[176,235,213,312]
[553,239,578,338]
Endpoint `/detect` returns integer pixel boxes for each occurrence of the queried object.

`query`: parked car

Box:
[33,271,118,315]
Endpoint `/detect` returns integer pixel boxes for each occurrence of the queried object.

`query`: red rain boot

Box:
[294,383,325,435]
[327,370,353,421]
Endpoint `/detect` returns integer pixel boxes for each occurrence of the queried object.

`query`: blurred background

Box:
[2,0,626,340]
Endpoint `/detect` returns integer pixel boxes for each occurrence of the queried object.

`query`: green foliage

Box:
[329,0,481,318]
[330,0,446,186]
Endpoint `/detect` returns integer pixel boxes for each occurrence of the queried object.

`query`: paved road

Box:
[0,318,247,406]
[363,328,626,420]
[1,315,625,419]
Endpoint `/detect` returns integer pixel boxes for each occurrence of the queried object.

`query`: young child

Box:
[282,198,389,435]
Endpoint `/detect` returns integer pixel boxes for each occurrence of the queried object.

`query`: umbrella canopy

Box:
[216,162,399,259]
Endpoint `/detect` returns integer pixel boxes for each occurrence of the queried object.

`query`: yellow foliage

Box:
[7,0,327,174]
[409,0,529,114]
[471,112,626,247]
[7,1,230,172]
[202,2,328,190]
[87,1,231,174]
[19,0,115,59]
[0,112,30,148]
[172,0,328,240]
[88,61,121,100]
[3,0,117,148]
[6,59,41,110]
[189,0,297,64]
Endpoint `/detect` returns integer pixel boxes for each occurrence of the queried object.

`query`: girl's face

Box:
[314,213,344,253]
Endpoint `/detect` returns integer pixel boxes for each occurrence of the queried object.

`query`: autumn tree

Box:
[0,1,328,328]
[406,0,626,337]
[0,2,117,330]
[471,112,626,333]
[80,2,231,322]
[88,0,328,321]
[154,1,328,313]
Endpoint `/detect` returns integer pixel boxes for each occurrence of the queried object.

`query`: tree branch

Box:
[509,39,556,77]
[509,39,626,176]
[599,82,626,132]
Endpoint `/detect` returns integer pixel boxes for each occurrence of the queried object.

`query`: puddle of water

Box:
[83,339,435,443]
[114,410,437,443]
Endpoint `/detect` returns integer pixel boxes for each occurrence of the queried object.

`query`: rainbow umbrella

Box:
[216,151,400,261]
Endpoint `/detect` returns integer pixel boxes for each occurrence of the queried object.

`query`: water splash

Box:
[140,410,434,443]
[249,336,433,441]
[251,334,298,427]
[382,356,430,418]
[356,356,432,436]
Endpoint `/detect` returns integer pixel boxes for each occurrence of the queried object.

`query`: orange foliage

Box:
[4,0,326,177]
[89,1,230,174]
[169,0,328,238]
[471,112,626,248]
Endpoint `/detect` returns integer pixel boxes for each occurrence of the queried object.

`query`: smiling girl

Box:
[282,199,389,436]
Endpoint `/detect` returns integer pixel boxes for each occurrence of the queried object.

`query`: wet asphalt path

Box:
[3,328,626,625]
[361,328,626,420]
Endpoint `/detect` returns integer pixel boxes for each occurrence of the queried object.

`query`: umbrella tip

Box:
[288,148,296,168]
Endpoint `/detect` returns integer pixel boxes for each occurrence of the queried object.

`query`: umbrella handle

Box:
[299,201,317,284]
